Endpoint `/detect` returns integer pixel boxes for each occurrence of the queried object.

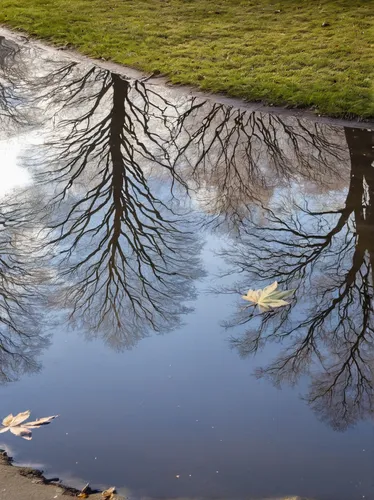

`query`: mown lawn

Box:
[1,0,373,117]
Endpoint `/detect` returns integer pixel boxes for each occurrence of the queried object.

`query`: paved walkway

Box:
[0,453,123,500]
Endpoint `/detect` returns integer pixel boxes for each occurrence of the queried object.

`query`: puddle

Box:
[0,35,373,500]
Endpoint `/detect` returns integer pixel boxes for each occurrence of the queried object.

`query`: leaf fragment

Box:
[77,483,91,498]
[9,426,32,440]
[2,411,30,427]
[102,486,116,499]
[26,415,59,428]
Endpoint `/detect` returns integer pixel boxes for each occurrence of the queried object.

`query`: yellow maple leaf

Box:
[242,281,294,313]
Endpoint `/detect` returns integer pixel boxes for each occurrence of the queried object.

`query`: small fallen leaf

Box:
[242,281,295,313]
[77,483,91,498]
[0,411,58,440]
[102,486,116,499]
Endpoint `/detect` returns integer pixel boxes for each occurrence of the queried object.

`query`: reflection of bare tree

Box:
[173,101,348,231]
[3,34,371,401]
[220,127,374,430]
[0,37,29,130]
[0,37,51,382]
[0,36,19,64]
[0,198,50,382]
[24,67,204,350]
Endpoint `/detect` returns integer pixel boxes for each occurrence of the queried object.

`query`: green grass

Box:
[1,0,373,117]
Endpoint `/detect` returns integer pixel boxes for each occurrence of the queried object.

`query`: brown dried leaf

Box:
[0,411,58,440]
[77,482,90,497]
[102,487,116,499]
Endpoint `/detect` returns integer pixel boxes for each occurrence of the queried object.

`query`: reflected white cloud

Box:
[0,136,32,198]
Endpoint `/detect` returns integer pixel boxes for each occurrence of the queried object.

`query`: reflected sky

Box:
[0,136,31,196]
[0,36,373,500]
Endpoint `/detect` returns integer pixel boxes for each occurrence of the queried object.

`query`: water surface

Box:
[0,35,373,500]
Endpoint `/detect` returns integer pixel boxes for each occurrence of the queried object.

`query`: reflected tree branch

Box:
[23,67,205,350]
[0,196,51,382]
[220,127,374,430]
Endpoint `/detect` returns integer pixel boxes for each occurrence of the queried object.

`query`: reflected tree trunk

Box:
[218,127,374,430]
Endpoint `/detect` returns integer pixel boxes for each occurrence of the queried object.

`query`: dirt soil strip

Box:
[0,452,124,500]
